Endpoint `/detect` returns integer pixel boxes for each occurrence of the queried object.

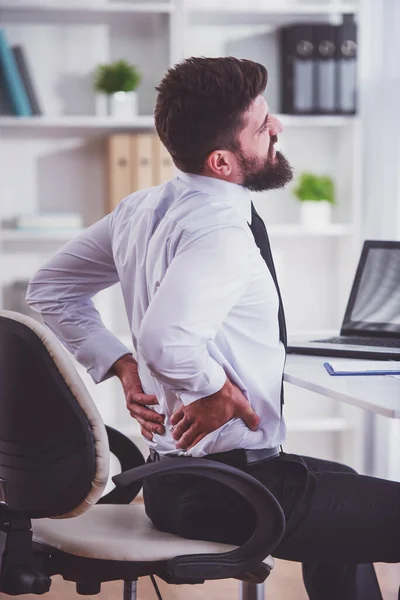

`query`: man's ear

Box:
[206,150,234,178]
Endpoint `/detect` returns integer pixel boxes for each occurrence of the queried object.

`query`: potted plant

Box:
[292,172,335,229]
[93,59,142,118]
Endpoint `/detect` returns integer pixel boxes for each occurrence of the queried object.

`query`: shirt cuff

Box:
[75,329,132,384]
[175,359,227,406]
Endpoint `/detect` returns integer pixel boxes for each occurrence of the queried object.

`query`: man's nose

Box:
[270,115,283,136]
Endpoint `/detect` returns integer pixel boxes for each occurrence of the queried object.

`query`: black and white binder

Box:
[313,24,337,114]
[280,24,315,114]
[336,15,357,114]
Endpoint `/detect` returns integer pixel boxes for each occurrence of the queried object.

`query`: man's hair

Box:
[154,56,268,174]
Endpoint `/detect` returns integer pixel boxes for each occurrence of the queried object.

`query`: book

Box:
[0,29,32,116]
[324,361,400,376]
[12,45,42,116]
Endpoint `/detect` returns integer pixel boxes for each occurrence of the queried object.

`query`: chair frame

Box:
[0,310,285,599]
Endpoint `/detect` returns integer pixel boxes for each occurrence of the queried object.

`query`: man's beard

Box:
[237,144,294,192]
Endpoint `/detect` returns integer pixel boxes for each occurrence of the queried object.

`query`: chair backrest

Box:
[0,310,109,520]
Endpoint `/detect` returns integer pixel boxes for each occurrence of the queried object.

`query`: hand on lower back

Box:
[112,354,165,441]
[170,378,260,451]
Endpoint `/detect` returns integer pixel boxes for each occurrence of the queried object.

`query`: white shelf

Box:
[186,1,358,15]
[0,1,174,15]
[0,115,354,135]
[187,1,358,26]
[1,229,85,241]
[0,116,155,134]
[268,224,354,237]
[278,115,357,127]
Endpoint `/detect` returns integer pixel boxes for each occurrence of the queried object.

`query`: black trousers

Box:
[143,450,400,600]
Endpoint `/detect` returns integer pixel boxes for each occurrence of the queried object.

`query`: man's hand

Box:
[170,378,260,451]
[112,354,165,441]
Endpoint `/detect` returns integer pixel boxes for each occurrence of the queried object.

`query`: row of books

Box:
[108,133,176,212]
[280,16,357,114]
[0,28,42,117]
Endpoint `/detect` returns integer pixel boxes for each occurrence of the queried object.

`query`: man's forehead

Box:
[245,96,269,128]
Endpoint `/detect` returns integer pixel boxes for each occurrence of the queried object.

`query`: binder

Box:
[313,24,337,114]
[107,134,132,212]
[336,15,357,114]
[130,133,154,191]
[12,45,42,116]
[152,135,175,185]
[0,29,32,116]
[280,24,315,114]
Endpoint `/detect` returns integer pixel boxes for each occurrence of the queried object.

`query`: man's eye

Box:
[259,124,268,134]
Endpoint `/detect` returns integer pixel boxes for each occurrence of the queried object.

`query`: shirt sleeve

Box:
[137,224,251,405]
[25,214,131,384]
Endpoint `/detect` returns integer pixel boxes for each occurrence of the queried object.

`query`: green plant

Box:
[94,60,142,95]
[293,172,335,204]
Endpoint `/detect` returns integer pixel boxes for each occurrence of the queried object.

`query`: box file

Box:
[280,24,315,114]
[107,135,132,212]
[336,16,357,114]
[314,24,337,114]
[130,133,154,192]
[152,136,175,186]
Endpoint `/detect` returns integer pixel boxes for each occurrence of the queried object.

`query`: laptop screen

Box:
[342,241,400,336]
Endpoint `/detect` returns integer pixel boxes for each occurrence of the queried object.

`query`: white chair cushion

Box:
[32,504,274,570]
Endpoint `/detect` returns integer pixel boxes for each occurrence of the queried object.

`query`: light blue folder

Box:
[324,361,400,376]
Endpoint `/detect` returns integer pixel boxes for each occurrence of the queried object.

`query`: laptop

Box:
[287,240,400,360]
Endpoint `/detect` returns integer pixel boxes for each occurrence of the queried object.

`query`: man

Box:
[26,57,399,600]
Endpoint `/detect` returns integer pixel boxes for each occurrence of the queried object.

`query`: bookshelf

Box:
[0,2,175,16]
[0,0,366,471]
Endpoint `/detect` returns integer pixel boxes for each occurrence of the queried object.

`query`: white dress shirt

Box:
[26,172,287,456]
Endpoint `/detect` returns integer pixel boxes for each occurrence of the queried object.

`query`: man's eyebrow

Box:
[256,112,269,132]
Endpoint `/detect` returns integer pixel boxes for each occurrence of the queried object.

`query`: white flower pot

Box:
[109,91,138,118]
[301,201,332,230]
[95,92,138,118]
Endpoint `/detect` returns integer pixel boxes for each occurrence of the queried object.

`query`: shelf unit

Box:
[0,115,156,130]
[0,2,174,14]
[0,0,364,470]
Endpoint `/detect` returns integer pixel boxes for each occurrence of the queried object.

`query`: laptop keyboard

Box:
[316,336,400,348]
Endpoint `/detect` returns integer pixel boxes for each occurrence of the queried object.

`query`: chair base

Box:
[239,582,265,600]
[123,581,137,600]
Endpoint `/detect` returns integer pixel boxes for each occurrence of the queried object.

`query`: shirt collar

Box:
[177,171,252,225]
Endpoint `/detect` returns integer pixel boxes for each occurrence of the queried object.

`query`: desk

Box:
[284,354,400,475]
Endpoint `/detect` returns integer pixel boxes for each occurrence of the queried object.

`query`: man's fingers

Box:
[135,416,165,435]
[186,432,207,451]
[170,409,184,426]
[172,416,192,441]
[128,404,165,423]
[131,393,159,406]
[140,426,153,441]
[175,424,199,450]
[240,405,260,431]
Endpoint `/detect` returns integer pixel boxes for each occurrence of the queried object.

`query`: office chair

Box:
[0,310,285,600]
